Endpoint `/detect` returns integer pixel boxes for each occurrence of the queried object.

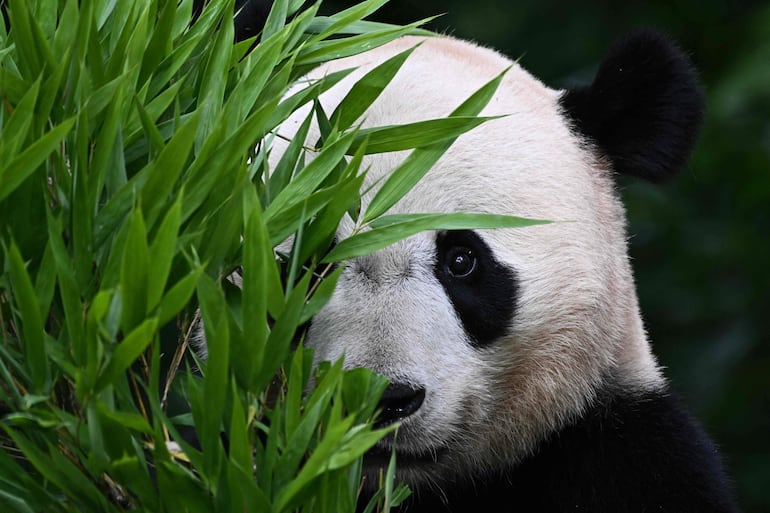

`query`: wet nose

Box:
[375,383,426,428]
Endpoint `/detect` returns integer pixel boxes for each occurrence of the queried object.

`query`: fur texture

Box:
[268,31,740,511]
[181,13,736,510]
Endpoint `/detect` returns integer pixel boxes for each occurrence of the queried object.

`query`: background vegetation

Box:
[320,0,770,510]
[0,1,534,511]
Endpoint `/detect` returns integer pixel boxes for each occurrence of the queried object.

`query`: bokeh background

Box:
[320,1,770,510]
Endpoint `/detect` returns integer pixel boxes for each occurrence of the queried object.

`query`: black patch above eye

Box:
[434,230,518,347]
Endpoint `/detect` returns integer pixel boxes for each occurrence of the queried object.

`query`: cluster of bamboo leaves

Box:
[0,0,541,511]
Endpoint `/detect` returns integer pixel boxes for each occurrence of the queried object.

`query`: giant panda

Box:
[262,29,743,513]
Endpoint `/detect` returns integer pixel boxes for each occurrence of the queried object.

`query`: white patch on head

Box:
[271,35,665,489]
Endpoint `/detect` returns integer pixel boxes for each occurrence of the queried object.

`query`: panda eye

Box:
[444,246,477,278]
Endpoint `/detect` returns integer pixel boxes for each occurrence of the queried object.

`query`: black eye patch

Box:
[434,230,518,347]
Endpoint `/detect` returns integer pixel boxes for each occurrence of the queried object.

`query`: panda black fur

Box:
[222,5,739,511]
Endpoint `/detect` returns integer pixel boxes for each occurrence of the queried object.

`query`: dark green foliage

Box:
[0,1,538,511]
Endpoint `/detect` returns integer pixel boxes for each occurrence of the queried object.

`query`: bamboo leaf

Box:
[240,204,275,388]
[196,273,230,476]
[349,116,501,154]
[120,208,150,330]
[4,242,49,393]
[0,117,75,203]
[0,77,40,163]
[148,195,182,310]
[261,0,288,41]
[362,68,509,223]
[330,44,418,131]
[263,130,357,222]
[297,18,433,66]
[324,213,550,263]
[94,317,158,393]
[46,210,84,363]
[155,268,202,327]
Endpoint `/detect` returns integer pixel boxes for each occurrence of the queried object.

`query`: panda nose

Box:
[375,383,426,428]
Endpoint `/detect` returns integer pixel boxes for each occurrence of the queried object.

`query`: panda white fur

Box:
[263,30,742,513]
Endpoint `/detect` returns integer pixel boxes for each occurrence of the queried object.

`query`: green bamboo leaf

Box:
[263,130,357,222]
[274,360,342,488]
[3,428,109,510]
[196,273,230,475]
[267,108,314,202]
[226,459,272,512]
[297,18,433,66]
[330,44,418,131]
[155,460,211,513]
[294,170,367,264]
[306,0,390,41]
[95,110,199,249]
[223,27,287,131]
[51,0,79,59]
[141,109,200,227]
[78,290,113,397]
[307,17,434,37]
[82,72,124,125]
[284,344,309,439]
[198,184,245,275]
[299,266,343,324]
[6,0,42,78]
[139,0,176,84]
[0,117,75,203]
[227,379,251,472]
[362,68,509,223]
[327,424,391,471]
[145,36,200,100]
[130,79,185,139]
[94,317,158,393]
[46,210,84,363]
[182,99,276,223]
[5,242,49,394]
[276,415,356,512]
[155,268,203,327]
[267,179,362,248]
[350,116,501,154]
[276,0,319,53]
[324,213,550,263]
[261,0,288,41]
[195,0,235,149]
[120,208,150,331]
[266,67,354,130]
[240,204,275,388]
[132,94,166,158]
[0,77,39,164]
[148,196,182,310]
[33,240,56,320]
[256,270,310,391]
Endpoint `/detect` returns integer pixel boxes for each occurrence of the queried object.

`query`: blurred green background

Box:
[321,1,770,510]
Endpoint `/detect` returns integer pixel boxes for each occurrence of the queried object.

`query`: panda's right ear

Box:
[559,30,705,182]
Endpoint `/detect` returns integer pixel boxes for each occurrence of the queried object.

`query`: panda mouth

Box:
[363,444,447,470]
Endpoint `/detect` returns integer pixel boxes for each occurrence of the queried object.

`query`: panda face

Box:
[278,32,701,490]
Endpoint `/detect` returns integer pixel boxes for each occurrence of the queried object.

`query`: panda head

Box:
[278,30,704,490]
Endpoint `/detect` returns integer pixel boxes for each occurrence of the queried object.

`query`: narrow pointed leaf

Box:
[5,242,49,393]
[362,69,509,223]
[324,213,550,263]
[330,45,418,131]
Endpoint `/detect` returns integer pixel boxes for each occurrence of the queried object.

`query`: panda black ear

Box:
[559,29,705,182]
